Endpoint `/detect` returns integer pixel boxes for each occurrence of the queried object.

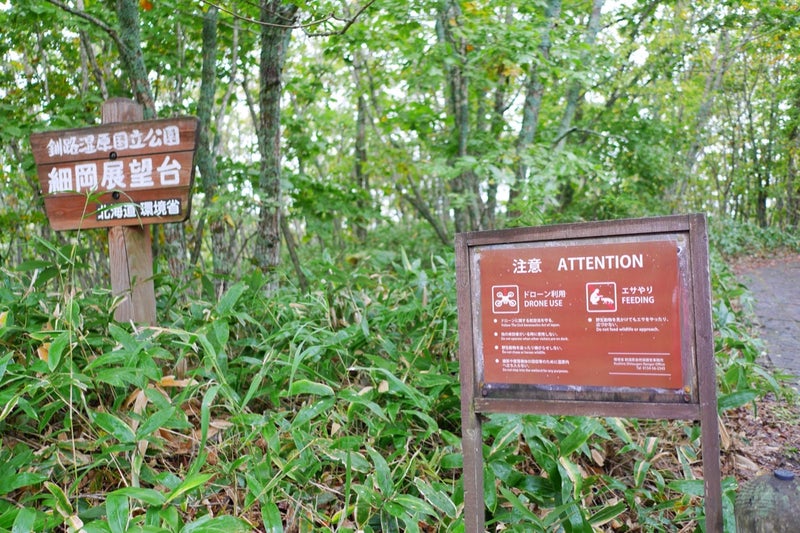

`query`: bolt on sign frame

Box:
[455,214,721,532]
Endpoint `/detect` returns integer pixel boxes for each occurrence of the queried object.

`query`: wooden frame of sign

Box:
[455,214,721,532]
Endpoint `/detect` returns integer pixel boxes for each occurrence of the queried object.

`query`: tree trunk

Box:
[280,214,308,292]
[508,0,561,218]
[437,0,483,233]
[116,0,156,119]
[788,94,800,228]
[554,0,604,152]
[77,0,108,99]
[192,5,235,287]
[254,0,298,291]
[354,93,369,242]
[672,28,731,207]
[117,0,187,281]
[554,0,604,212]
[395,177,450,247]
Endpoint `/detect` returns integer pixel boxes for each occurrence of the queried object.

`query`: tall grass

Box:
[0,221,788,532]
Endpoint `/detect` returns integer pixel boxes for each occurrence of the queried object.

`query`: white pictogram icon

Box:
[586,282,617,313]
[492,285,520,314]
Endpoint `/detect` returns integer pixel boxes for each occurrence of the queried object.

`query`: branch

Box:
[44,0,126,53]
[550,127,604,147]
[395,178,450,247]
[305,0,376,37]
[198,0,375,36]
[199,0,298,28]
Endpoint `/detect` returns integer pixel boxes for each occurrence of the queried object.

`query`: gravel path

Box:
[740,253,800,389]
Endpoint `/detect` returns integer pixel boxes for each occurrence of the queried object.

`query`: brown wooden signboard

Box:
[456,214,721,532]
[30,116,199,230]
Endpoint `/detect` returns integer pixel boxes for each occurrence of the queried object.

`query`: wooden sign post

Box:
[30,98,199,325]
[455,214,721,532]
[104,99,155,325]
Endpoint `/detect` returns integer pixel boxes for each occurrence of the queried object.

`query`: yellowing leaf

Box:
[591,448,606,467]
[159,375,198,388]
[37,343,50,363]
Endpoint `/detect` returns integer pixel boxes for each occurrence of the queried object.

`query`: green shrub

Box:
[0,227,786,531]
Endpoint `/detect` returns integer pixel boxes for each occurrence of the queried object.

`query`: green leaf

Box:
[45,481,73,517]
[487,419,522,461]
[286,379,335,397]
[0,391,22,425]
[188,384,220,478]
[0,352,12,382]
[136,407,176,441]
[216,281,248,316]
[558,455,584,500]
[92,368,142,387]
[498,485,543,525]
[261,501,283,533]
[289,344,323,384]
[165,473,214,505]
[291,397,335,427]
[393,494,436,517]
[589,501,626,526]
[179,514,252,533]
[366,446,393,496]
[94,412,136,444]
[106,492,129,533]
[558,418,597,457]
[12,507,38,533]
[633,459,651,488]
[340,388,388,421]
[483,467,497,513]
[47,331,71,372]
[107,487,166,506]
[668,478,705,497]
[1,472,48,494]
[350,365,427,409]
[604,417,633,445]
[717,389,758,412]
[240,366,267,411]
[413,478,457,518]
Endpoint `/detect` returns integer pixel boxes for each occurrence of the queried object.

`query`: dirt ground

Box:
[724,252,800,482]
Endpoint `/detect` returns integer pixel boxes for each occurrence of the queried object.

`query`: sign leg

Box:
[462,411,485,533]
[109,225,156,326]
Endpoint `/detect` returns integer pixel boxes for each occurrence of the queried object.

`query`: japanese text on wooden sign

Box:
[30,116,199,231]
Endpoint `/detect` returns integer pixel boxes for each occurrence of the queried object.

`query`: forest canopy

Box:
[2,0,799,280]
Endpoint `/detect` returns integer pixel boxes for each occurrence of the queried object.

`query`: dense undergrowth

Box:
[0,220,795,532]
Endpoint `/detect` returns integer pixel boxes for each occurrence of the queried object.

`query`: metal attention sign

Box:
[456,214,722,532]
[30,116,199,231]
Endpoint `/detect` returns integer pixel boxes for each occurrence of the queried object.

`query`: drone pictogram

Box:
[492,285,520,314]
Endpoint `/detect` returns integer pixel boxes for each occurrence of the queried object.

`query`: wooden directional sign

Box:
[30,116,199,231]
